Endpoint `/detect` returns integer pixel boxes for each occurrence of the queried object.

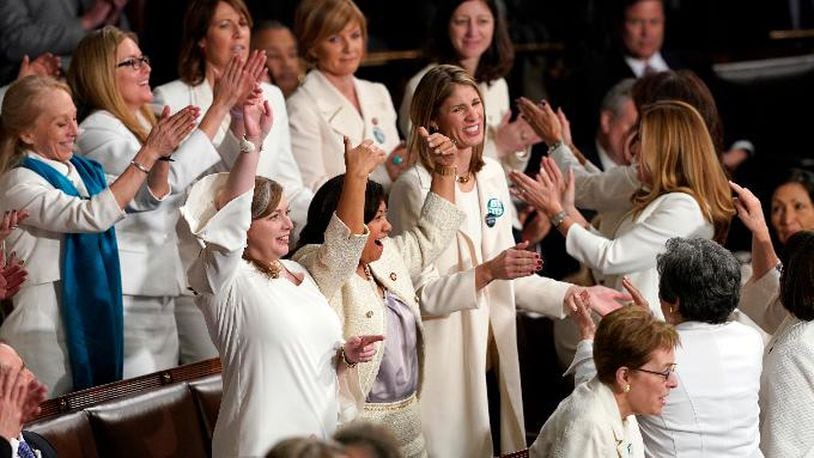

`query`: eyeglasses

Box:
[634,363,677,381]
[116,56,150,71]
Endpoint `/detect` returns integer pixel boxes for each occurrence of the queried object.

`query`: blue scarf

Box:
[21,155,123,390]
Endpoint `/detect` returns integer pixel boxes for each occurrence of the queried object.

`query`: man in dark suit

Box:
[0,343,54,458]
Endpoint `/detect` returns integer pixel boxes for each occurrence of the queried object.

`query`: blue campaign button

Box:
[486,198,504,217]
[485,213,497,227]
[372,125,386,144]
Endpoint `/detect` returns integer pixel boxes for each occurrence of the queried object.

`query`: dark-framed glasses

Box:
[634,363,677,381]
[116,55,150,71]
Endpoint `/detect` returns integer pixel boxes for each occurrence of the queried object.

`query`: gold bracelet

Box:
[432,165,456,176]
[339,346,358,368]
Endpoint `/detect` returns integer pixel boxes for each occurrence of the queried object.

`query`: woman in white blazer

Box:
[287,0,404,192]
[69,27,258,375]
[512,99,735,317]
[152,0,314,364]
[399,0,537,174]
[530,306,680,458]
[389,65,631,458]
[567,238,764,457]
[0,76,194,396]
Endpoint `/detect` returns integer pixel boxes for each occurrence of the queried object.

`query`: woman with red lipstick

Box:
[287,0,406,192]
[182,93,383,456]
[68,26,259,377]
[400,0,538,174]
[0,75,194,396]
[389,64,631,458]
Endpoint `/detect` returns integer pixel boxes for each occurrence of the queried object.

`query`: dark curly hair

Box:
[657,237,741,324]
[780,231,814,321]
[294,174,385,251]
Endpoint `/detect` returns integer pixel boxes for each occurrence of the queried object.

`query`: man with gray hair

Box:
[582,78,638,171]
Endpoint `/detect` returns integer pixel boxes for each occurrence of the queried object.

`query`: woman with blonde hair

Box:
[512,99,735,316]
[0,75,194,395]
[287,0,405,192]
[68,25,260,374]
[389,64,630,457]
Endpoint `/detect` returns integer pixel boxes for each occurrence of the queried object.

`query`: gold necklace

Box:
[243,253,281,279]
[456,172,471,184]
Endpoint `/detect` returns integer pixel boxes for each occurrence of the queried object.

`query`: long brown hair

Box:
[68,26,157,143]
[0,76,71,175]
[407,64,485,174]
[633,100,735,243]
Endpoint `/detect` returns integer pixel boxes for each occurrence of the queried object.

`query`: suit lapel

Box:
[304,70,365,141]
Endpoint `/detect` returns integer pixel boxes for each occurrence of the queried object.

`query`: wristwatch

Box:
[550,210,568,227]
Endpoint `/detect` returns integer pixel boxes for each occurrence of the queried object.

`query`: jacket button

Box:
[366,311,374,318]
[414,295,420,303]
[389,272,398,281]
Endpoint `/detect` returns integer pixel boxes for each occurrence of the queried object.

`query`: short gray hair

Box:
[657,237,741,324]
[600,78,636,117]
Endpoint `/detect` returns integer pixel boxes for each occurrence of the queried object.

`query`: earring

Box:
[623,384,631,393]
[668,306,673,314]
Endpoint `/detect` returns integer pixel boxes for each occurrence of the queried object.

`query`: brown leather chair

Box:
[25,359,223,458]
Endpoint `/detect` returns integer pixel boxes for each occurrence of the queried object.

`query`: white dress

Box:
[182,174,358,456]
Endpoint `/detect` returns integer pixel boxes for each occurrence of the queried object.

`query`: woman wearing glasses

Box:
[558,237,763,457]
[67,26,251,377]
[530,305,679,457]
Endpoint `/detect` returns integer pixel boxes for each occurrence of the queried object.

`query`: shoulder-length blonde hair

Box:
[633,100,735,243]
[294,0,367,67]
[407,64,485,174]
[0,76,71,175]
[178,0,253,86]
[68,26,156,144]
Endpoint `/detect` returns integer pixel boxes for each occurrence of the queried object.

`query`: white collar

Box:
[25,151,73,176]
[625,52,670,78]
[595,141,619,171]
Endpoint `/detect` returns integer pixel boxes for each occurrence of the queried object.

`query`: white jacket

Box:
[153,79,313,234]
[287,69,400,191]
[389,158,572,457]
[77,110,221,296]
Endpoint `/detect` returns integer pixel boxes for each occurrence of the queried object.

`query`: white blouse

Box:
[182,174,360,456]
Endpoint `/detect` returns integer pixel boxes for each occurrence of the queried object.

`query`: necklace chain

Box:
[243,253,281,279]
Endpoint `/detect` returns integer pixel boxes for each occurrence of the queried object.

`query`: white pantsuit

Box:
[77,110,223,374]
[389,159,572,457]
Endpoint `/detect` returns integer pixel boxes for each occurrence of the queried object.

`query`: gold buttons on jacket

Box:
[366,311,374,318]
[389,272,398,281]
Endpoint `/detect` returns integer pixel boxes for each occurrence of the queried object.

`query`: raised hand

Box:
[621,276,649,311]
[17,53,61,80]
[729,181,769,237]
[494,112,541,158]
[343,137,387,179]
[516,97,562,146]
[567,290,597,341]
[508,164,564,217]
[343,335,385,364]
[144,105,200,159]
[213,51,267,111]
[486,241,541,280]
[242,85,273,147]
[584,284,630,317]
[417,126,457,168]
